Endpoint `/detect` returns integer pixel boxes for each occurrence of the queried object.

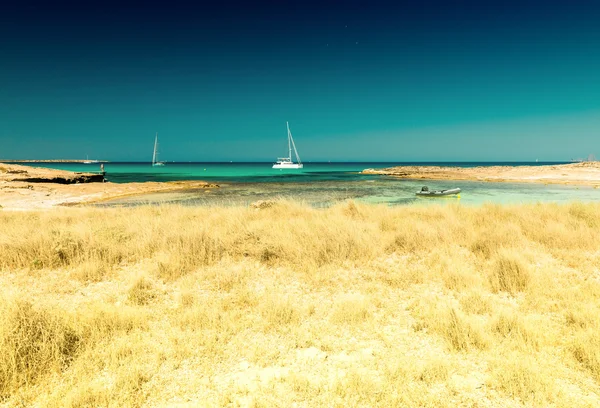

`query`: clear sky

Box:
[1,0,599,161]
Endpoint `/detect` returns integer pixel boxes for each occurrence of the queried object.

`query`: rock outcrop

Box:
[0,163,105,184]
[361,162,600,186]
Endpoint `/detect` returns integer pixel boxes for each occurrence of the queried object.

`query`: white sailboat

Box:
[152,133,165,166]
[83,155,99,164]
[273,121,303,169]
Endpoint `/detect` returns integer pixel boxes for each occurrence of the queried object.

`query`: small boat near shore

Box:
[416,187,461,197]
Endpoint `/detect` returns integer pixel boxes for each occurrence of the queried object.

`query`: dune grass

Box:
[0,200,600,406]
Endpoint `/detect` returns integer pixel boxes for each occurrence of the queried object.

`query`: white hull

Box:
[83,155,98,164]
[416,188,461,197]
[273,163,303,169]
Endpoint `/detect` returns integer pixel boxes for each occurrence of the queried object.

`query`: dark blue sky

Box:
[1,0,599,161]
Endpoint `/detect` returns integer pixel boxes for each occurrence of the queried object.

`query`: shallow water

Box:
[14,161,599,207]
[98,174,600,208]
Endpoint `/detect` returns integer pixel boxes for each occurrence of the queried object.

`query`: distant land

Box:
[0,160,110,163]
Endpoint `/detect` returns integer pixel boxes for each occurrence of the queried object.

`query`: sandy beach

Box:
[0,163,218,210]
[363,162,600,187]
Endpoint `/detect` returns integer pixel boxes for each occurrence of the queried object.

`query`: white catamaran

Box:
[273,122,303,169]
[152,133,165,166]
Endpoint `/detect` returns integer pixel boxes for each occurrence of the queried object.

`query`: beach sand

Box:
[0,163,218,210]
[363,161,600,187]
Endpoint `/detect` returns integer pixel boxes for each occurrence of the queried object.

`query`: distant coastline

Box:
[362,161,600,187]
[0,159,110,163]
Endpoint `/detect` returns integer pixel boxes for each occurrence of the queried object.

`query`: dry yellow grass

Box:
[1,200,600,407]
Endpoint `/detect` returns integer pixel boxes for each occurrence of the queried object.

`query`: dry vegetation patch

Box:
[1,201,600,406]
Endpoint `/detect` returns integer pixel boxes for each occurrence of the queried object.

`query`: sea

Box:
[18,161,600,207]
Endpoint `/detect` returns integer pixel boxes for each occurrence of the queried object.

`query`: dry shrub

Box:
[330,294,372,325]
[378,216,396,232]
[411,298,488,351]
[210,265,250,292]
[571,329,600,381]
[332,369,382,405]
[179,290,197,307]
[259,246,282,265]
[70,259,110,282]
[440,266,479,291]
[57,333,158,408]
[157,231,226,280]
[339,200,364,219]
[415,358,451,384]
[441,308,488,351]
[565,305,600,330]
[489,353,554,404]
[458,291,492,315]
[298,218,378,269]
[388,222,440,253]
[0,299,80,396]
[285,372,321,396]
[489,249,531,294]
[61,383,112,408]
[260,294,301,329]
[226,285,260,311]
[382,356,457,407]
[518,203,600,251]
[568,202,600,228]
[128,276,157,305]
[156,260,187,281]
[490,310,538,349]
[377,265,424,289]
[79,303,149,341]
[470,223,523,259]
[530,221,592,250]
[50,230,86,266]
[177,298,225,330]
[427,250,483,291]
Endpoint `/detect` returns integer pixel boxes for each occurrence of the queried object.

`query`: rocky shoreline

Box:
[0,163,218,210]
[1,163,105,184]
[362,162,600,187]
[0,159,110,163]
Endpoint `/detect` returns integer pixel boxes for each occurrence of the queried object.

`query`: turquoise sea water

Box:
[13,162,600,207]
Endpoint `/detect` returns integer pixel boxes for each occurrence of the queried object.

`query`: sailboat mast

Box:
[152,133,158,165]
[290,133,301,165]
[287,122,301,164]
[286,121,292,160]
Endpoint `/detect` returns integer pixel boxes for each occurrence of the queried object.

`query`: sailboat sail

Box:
[152,133,165,166]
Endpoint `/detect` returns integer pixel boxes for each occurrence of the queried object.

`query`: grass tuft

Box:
[571,329,600,381]
[489,249,531,294]
[0,299,80,396]
[128,276,158,305]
